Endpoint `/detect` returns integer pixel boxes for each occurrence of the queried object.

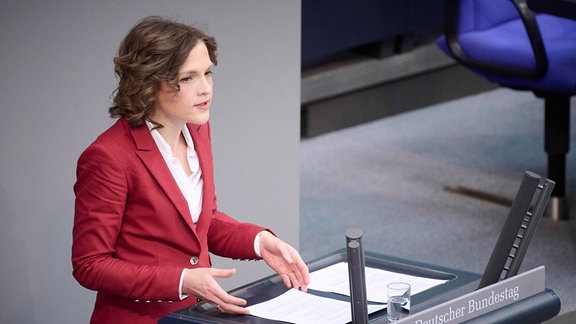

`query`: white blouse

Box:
[146,121,203,224]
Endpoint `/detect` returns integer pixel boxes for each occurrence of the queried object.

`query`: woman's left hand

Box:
[258,231,310,292]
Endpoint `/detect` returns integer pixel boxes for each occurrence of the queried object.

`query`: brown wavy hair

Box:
[109,16,218,127]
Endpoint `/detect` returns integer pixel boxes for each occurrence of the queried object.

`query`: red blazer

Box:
[72,118,266,323]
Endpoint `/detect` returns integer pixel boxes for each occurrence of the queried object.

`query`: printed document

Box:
[308,262,448,303]
[247,288,385,324]
[247,262,448,323]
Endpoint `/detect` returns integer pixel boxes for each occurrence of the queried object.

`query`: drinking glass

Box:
[387,282,411,322]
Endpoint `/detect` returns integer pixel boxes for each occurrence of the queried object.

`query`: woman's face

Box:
[152,41,214,127]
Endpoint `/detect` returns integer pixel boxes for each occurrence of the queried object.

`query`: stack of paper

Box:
[247,262,448,323]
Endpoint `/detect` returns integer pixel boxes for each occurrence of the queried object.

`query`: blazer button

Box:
[190,256,199,265]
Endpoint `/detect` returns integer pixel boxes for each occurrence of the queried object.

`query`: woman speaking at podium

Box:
[71,16,309,323]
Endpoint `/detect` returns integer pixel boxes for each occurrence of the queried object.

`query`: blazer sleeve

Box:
[207,211,271,259]
[72,143,183,301]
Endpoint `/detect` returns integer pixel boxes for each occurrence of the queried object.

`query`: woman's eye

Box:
[179,76,192,83]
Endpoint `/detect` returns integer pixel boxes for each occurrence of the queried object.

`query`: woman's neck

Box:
[157,124,187,156]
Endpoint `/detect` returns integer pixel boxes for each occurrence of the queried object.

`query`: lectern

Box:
[159,250,480,323]
[160,172,560,323]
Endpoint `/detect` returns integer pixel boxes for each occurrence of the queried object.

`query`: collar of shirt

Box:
[145,121,203,223]
[145,121,200,174]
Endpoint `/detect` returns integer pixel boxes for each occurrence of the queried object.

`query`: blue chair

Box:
[437,0,576,220]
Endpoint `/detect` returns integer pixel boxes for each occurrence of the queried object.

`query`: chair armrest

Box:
[444,0,548,79]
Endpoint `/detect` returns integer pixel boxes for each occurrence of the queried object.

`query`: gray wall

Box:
[0,1,301,323]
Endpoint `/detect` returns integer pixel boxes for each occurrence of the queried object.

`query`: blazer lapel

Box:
[187,123,214,237]
[127,120,197,233]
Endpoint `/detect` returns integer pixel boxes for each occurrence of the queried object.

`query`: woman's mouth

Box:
[195,100,210,111]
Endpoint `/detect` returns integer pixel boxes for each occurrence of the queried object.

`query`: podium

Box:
[160,249,481,323]
[159,249,560,323]
[161,172,561,323]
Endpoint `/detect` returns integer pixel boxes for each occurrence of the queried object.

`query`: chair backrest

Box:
[453,0,523,32]
[477,171,555,289]
[442,0,549,79]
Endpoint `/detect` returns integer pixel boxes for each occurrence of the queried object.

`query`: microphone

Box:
[346,228,369,324]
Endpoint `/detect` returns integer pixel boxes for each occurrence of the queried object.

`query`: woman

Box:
[72,16,309,323]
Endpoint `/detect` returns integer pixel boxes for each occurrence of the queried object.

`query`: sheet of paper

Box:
[247,288,386,324]
[246,262,448,323]
[308,262,448,303]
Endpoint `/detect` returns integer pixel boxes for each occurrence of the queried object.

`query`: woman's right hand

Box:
[183,267,250,314]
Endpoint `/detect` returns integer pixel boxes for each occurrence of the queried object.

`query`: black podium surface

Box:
[159,249,481,324]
